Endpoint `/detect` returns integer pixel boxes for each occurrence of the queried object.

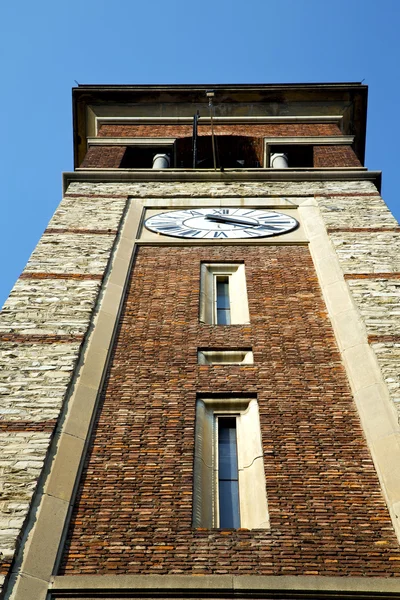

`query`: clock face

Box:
[144,208,298,239]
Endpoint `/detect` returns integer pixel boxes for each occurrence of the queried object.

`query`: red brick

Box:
[59,246,400,577]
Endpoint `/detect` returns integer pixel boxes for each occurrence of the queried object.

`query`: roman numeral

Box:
[160,225,187,233]
[256,225,285,232]
[152,220,181,227]
[179,229,203,237]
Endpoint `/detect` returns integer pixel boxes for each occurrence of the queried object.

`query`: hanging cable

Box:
[206,90,217,170]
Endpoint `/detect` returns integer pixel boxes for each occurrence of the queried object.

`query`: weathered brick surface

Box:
[60,245,400,577]
[313,145,361,168]
[19,273,103,280]
[89,124,358,169]
[0,420,56,431]
[82,141,361,170]
[97,123,342,138]
[45,228,117,235]
[80,145,126,168]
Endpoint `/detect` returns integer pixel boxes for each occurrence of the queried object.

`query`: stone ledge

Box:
[50,574,400,596]
[63,169,381,194]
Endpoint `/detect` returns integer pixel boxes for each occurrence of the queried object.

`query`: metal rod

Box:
[192,111,199,169]
[208,95,217,170]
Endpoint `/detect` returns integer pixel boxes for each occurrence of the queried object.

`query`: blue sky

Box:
[1,0,399,307]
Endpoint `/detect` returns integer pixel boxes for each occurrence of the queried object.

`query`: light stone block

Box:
[331,309,368,352]
[343,343,384,392]
[48,196,126,230]
[43,433,85,502]
[316,194,399,228]
[321,280,355,316]
[353,383,397,441]
[17,494,68,583]
[347,279,400,336]
[7,571,49,600]
[0,343,81,421]
[105,254,132,290]
[95,281,124,319]
[0,432,52,562]
[63,383,99,441]
[77,348,109,391]
[66,179,377,198]
[330,232,400,274]
[371,342,400,418]
[371,434,400,499]
[311,253,344,287]
[0,279,101,335]
[25,233,116,275]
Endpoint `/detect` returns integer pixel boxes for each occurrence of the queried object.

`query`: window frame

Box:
[193,396,270,530]
[199,263,250,325]
[197,349,254,365]
[263,135,355,168]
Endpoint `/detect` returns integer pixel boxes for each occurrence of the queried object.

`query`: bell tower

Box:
[1,84,400,600]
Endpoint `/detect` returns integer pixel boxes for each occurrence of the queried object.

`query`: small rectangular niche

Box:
[198,349,254,365]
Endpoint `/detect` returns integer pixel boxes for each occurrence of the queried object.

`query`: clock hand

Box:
[205,213,259,227]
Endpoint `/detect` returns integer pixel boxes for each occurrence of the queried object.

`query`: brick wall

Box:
[97,123,342,138]
[80,145,126,168]
[60,244,400,577]
[82,126,360,169]
[314,145,361,168]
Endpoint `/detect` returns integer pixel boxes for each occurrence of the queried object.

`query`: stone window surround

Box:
[199,263,250,325]
[84,134,355,172]
[87,137,177,168]
[193,395,270,530]
[263,136,355,168]
[197,348,254,365]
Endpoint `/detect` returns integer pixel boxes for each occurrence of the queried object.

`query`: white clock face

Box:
[144,208,298,239]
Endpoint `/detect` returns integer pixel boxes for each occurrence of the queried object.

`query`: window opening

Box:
[200,263,250,325]
[119,146,173,168]
[197,349,254,365]
[193,397,269,530]
[217,416,240,528]
[176,135,261,169]
[216,276,231,325]
[268,144,313,168]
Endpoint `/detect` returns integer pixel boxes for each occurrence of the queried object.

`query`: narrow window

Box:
[215,276,231,325]
[199,264,250,325]
[218,417,240,528]
[193,397,269,529]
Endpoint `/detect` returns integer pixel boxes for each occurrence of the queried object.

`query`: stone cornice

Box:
[63,169,381,194]
[88,135,354,146]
